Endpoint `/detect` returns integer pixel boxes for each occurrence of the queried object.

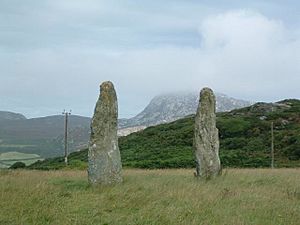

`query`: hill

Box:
[0,111,26,122]
[119,92,252,128]
[0,92,250,158]
[0,115,91,157]
[29,99,300,170]
[0,151,42,169]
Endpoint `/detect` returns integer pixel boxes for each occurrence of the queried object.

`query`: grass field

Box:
[0,152,43,169]
[0,144,36,148]
[0,169,299,225]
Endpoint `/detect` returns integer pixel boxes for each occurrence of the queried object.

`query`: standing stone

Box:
[194,87,221,179]
[88,81,122,185]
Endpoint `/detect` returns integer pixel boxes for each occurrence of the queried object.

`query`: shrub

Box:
[10,162,26,169]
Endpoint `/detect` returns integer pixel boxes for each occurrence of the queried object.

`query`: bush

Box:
[10,162,26,169]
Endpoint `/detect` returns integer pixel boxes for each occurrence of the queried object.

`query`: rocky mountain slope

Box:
[119,92,252,128]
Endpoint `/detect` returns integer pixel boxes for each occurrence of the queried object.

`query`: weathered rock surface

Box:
[194,88,221,179]
[88,81,122,185]
[117,125,147,137]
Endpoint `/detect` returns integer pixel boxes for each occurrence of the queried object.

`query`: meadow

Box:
[0,168,299,225]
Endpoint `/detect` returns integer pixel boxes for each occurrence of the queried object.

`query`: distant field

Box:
[0,144,36,148]
[0,169,299,225]
[0,152,43,169]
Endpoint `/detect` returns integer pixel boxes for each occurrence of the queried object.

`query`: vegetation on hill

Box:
[0,169,299,225]
[9,161,26,169]
[0,92,251,158]
[0,152,43,169]
[28,99,300,170]
[0,115,90,157]
[0,111,26,121]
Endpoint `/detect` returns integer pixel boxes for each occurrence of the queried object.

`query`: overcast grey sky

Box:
[1,0,299,118]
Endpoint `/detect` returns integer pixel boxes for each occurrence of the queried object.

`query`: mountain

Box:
[119,92,252,128]
[0,114,90,158]
[0,92,251,158]
[0,111,26,122]
[29,99,300,170]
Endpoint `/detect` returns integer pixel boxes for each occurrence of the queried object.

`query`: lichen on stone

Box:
[194,87,221,179]
[88,81,122,185]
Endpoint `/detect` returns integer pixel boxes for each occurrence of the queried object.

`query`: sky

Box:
[0,0,299,118]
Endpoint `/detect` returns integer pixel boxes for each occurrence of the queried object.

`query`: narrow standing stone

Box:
[88,81,122,185]
[194,87,221,179]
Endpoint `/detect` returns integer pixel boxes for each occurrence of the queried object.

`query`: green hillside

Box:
[29,99,300,170]
[0,152,43,169]
[0,115,90,157]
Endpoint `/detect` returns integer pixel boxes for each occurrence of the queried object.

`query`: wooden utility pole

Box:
[271,106,274,169]
[62,110,71,165]
[271,121,274,169]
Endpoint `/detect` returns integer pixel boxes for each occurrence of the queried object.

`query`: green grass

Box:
[0,169,299,225]
[0,152,43,169]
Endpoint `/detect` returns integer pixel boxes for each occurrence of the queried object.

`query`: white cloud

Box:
[196,10,300,99]
[0,8,299,118]
[79,10,300,103]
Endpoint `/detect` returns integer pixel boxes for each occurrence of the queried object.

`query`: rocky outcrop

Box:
[194,88,221,179]
[118,126,146,137]
[88,81,122,185]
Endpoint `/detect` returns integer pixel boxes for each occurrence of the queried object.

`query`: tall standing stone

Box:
[88,81,122,185]
[194,87,221,179]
